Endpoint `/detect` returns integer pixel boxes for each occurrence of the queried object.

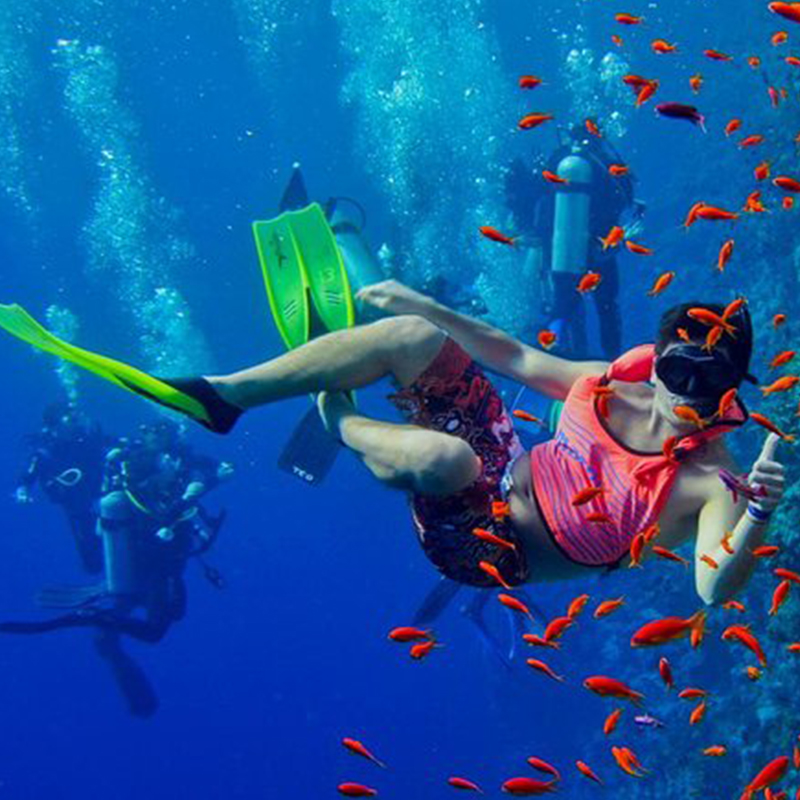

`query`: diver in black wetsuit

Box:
[2,421,232,716]
[15,404,110,574]
[506,124,646,359]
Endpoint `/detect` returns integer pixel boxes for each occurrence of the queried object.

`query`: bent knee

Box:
[374,315,446,386]
[412,437,481,496]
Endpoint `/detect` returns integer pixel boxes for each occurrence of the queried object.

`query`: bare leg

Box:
[318,392,481,496]
[210,316,446,409]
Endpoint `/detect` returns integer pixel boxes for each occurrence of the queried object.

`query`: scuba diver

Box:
[505,124,647,359]
[14,404,110,574]
[0,420,232,717]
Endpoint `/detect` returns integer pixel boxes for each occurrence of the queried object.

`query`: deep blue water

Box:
[0,1,798,798]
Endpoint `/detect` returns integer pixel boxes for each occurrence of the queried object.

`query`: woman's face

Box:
[651,342,721,424]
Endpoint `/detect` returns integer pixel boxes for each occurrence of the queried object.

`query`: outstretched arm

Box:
[358,280,608,399]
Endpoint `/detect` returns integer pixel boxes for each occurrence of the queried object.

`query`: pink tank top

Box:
[529,344,747,567]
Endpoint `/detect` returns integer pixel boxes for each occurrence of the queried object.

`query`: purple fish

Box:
[718,468,768,504]
[655,102,706,132]
[634,713,665,729]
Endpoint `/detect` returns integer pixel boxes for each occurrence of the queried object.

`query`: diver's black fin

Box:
[460,591,514,672]
[279,164,310,212]
[35,582,107,609]
[94,632,160,718]
[277,404,341,486]
[411,577,463,626]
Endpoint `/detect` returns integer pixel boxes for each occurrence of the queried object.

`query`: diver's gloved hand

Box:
[13,486,33,504]
[356,279,433,316]
[746,433,785,522]
[216,462,234,481]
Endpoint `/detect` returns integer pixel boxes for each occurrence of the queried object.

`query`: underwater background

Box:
[0,0,798,797]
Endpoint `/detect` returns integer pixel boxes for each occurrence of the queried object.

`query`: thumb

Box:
[757,432,781,463]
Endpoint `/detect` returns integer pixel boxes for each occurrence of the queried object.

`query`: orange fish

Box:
[700,554,720,569]
[687,307,736,335]
[603,707,623,735]
[684,200,707,228]
[723,599,745,612]
[783,196,795,210]
[410,639,439,660]
[625,240,653,255]
[695,204,740,222]
[642,522,661,543]
[773,313,787,328]
[772,30,789,44]
[576,760,603,785]
[630,611,706,648]
[754,161,771,181]
[611,747,647,778]
[690,700,707,726]
[622,74,654,91]
[717,239,734,272]
[774,567,800,584]
[571,486,605,506]
[567,593,591,619]
[501,776,558,796]
[448,776,484,793]
[658,656,674,689]
[499,593,535,621]
[388,626,432,642]
[542,169,568,184]
[740,755,790,800]
[673,405,707,429]
[750,411,794,440]
[761,374,800,394]
[676,327,691,342]
[724,118,742,136]
[769,579,792,615]
[773,175,800,192]
[721,624,767,666]
[600,225,625,250]
[748,55,762,68]
[790,644,800,653]
[722,297,747,321]
[537,329,557,349]
[586,512,613,524]
[577,272,602,293]
[480,226,515,245]
[518,113,554,130]
[746,666,762,681]
[492,501,511,521]
[594,597,625,618]
[752,545,781,558]
[768,85,782,107]
[479,560,512,589]
[615,12,643,24]
[786,55,800,65]
[513,409,546,427]
[678,687,708,700]
[743,190,767,214]
[651,545,690,567]
[628,532,647,568]
[703,325,723,352]
[704,746,727,757]
[473,527,518,551]
[689,73,703,93]
[522,634,560,650]
[338,782,378,797]
[583,675,644,704]
[635,80,659,107]
[611,34,624,46]
[519,75,544,89]
[343,738,387,769]
[717,388,738,418]
[704,48,733,61]
[585,118,601,137]
[739,134,765,148]
[647,272,675,297]
[544,615,575,641]
[526,658,565,683]
[526,757,561,781]
[609,163,630,177]
[652,39,678,53]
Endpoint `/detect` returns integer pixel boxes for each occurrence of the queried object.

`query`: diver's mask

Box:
[655,344,757,411]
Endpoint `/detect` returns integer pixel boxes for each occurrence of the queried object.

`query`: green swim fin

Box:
[0,304,214,428]
[252,202,355,349]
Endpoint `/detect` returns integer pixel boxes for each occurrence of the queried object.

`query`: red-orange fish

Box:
[501,776,558,796]
[676,327,691,342]
[523,634,560,650]
[586,512,614,524]
[518,113,554,130]
[689,73,703,93]
[577,272,602,293]
[773,175,800,192]
[739,134,765,148]
[479,560,512,589]
[625,240,653,255]
[635,80,659,106]
[600,225,625,249]
[695,204,740,221]
[754,161,771,181]
[492,501,511,520]
[786,55,800,65]
[717,388,738,418]
[499,593,535,621]
[388,626,432,642]
[678,687,708,700]
[609,163,630,177]
[410,639,439,660]
[480,226,515,245]
[611,34,624,46]
[769,579,792,615]
[448,776,484,793]
[687,307,737,334]
[603,707,623,734]
[740,755,790,800]
[773,313,787,328]
[703,325,723,353]
[527,757,560,781]
[761,374,800,394]
[583,675,644,704]
[673,405,707,429]
[750,412,794,440]
[652,39,678,54]
[576,760,603,784]
[690,700,707,725]
[772,30,789,44]
[783,196,795,210]
[631,611,706,648]
[658,657,674,689]
[544,615,574,642]
[526,658,565,683]
[748,55,762,68]
[628,532,647,568]
[704,746,727,757]
[537,329,557,349]
[724,118,742,136]
[338,782,378,797]
[717,239,734,272]
[746,666,762,680]
[567,593,591,619]
[721,624,767,666]
[651,545,690,567]
[723,599,744,611]
[615,12,643,24]
[752,545,781,558]
[774,567,800,584]
[647,271,675,297]
[542,169,568,184]
[519,75,544,89]
[585,118,601,137]
[473,527,518,551]
[771,2,800,24]
[700,554,720,570]
[594,597,625,619]
[722,297,746,321]
[571,486,604,506]
[704,48,733,61]
[343,738,387,768]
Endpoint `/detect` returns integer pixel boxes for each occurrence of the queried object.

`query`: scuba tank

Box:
[551,153,593,276]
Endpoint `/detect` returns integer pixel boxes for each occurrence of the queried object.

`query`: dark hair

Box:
[655,300,754,380]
